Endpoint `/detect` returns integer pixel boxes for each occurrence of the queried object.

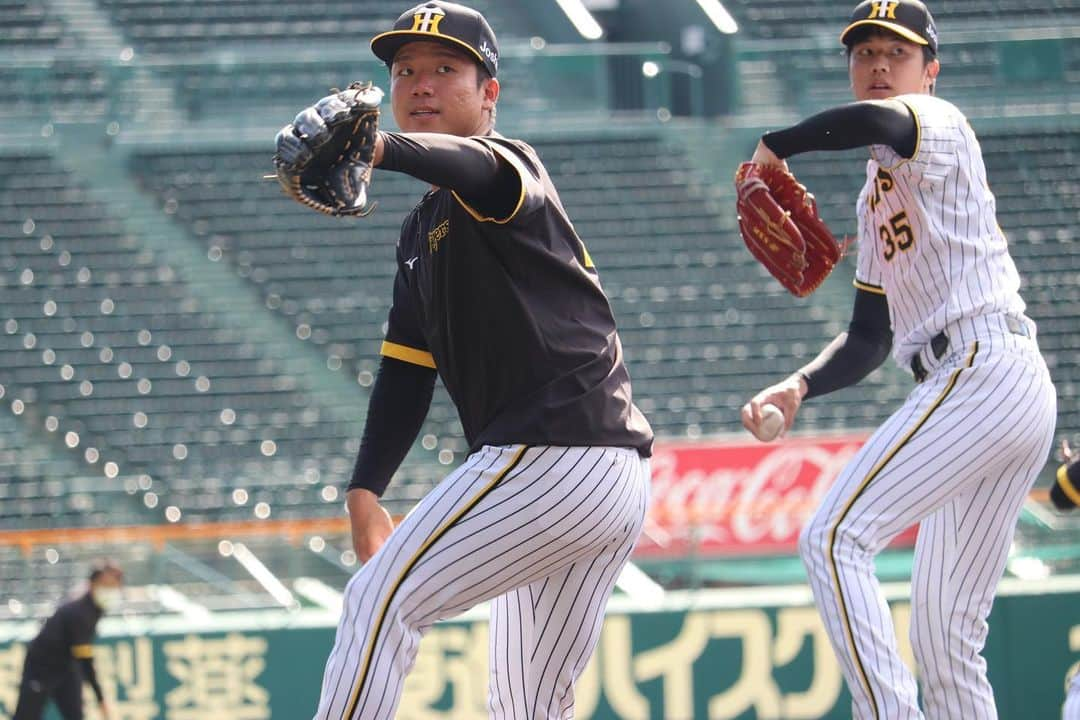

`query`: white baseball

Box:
[755,403,785,442]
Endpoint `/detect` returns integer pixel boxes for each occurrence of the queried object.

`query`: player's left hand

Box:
[98,700,112,720]
[741,373,806,438]
[273,81,383,217]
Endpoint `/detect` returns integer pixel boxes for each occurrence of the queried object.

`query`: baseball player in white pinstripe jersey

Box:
[1065,659,1080,720]
[740,1,1057,718]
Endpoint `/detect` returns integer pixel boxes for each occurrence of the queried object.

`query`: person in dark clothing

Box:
[13,561,123,720]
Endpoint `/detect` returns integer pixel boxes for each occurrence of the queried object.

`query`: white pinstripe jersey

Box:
[853,93,1027,365]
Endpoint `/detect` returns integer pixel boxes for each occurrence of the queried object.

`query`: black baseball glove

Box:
[273,81,383,217]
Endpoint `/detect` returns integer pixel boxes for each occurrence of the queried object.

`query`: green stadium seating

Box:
[93,0,518,54]
[0,153,415,527]
[0,0,64,49]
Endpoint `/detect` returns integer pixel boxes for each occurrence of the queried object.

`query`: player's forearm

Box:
[78,657,105,703]
[798,289,892,399]
[347,356,436,496]
[761,100,917,160]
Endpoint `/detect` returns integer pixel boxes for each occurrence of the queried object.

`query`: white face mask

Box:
[92,587,122,612]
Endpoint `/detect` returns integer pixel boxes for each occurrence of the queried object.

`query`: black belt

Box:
[910,316,1031,383]
[910,331,949,383]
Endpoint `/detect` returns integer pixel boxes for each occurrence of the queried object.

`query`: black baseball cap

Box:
[371,1,499,78]
[841,0,938,56]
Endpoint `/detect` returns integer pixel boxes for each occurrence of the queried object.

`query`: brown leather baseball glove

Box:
[734,161,844,297]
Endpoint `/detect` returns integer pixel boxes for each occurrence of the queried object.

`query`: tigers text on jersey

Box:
[382,134,653,456]
[853,93,1028,366]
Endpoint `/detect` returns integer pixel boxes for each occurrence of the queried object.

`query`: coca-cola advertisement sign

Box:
[637,434,918,556]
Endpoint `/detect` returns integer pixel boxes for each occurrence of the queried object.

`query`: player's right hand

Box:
[346,488,394,563]
[741,373,806,438]
[750,139,790,172]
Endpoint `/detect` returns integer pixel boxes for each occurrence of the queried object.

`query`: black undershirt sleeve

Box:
[761,100,918,160]
[378,131,520,219]
[78,658,104,703]
[798,288,893,400]
[347,356,437,497]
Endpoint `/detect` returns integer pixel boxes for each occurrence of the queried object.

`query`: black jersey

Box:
[26,592,102,673]
[381,135,653,456]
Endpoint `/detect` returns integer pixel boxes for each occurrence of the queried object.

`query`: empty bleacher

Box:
[0,152,410,525]
[982,126,1080,434]
[0,61,111,123]
[94,0,519,55]
[0,0,66,50]
[0,396,140,528]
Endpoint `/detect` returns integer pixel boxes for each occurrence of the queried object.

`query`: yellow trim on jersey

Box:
[451,188,525,225]
[1057,464,1080,507]
[874,97,922,172]
[840,20,929,48]
[341,445,529,720]
[380,341,436,369]
[71,644,94,659]
[1065,660,1080,693]
[451,141,595,269]
[898,97,922,160]
[579,243,595,269]
[450,140,528,224]
[853,279,886,295]
[826,341,978,719]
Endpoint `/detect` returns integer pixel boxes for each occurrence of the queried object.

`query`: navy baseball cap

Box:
[841,0,938,56]
[371,1,500,78]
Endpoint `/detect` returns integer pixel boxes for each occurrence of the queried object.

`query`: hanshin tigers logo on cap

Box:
[409,5,446,34]
[868,1,898,19]
[841,0,938,55]
[371,1,501,78]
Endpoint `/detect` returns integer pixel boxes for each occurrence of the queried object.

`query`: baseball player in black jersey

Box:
[13,561,122,720]
[309,3,653,718]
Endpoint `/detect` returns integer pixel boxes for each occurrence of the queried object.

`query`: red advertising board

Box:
[636,434,919,557]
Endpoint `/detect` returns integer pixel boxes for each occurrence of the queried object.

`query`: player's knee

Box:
[799,513,877,573]
[797,514,830,565]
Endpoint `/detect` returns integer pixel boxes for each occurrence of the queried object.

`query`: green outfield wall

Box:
[2,579,1077,719]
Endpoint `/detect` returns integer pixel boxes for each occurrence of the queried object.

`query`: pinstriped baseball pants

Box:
[799,330,1056,720]
[1063,663,1080,720]
[313,444,651,720]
